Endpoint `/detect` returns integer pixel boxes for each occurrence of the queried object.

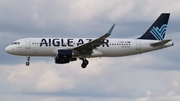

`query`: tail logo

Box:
[150,24,167,40]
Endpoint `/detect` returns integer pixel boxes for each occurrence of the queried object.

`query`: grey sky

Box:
[0,0,180,101]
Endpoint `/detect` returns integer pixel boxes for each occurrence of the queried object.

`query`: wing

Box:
[73,24,115,56]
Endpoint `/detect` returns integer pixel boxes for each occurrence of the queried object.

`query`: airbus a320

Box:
[5,13,174,68]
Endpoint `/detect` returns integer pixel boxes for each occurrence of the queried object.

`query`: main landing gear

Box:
[26,56,30,66]
[80,58,89,68]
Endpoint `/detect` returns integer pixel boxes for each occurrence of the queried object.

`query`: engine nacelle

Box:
[57,50,72,59]
[55,49,77,64]
[55,57,70,64]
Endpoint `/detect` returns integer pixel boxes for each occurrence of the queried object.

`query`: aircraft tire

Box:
[81,63,87,68]
[26,62,30,66]
[83,60,89,65]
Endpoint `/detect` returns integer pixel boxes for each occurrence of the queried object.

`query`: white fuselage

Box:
[5,38,173,58]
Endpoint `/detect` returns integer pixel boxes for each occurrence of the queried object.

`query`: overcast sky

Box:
[0,0,180,101]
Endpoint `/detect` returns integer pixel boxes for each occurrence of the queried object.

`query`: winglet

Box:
[107,24,115,34]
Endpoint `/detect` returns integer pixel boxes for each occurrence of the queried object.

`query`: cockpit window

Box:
[12,42,20,45]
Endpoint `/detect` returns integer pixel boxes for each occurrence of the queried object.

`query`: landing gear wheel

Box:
[81,63,87,68]
[26,56,30,66]
[81,59,89,68]
[83,60,89,65]
[26,62,30,66]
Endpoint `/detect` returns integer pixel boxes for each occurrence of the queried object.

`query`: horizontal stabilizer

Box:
[150,39,171,47]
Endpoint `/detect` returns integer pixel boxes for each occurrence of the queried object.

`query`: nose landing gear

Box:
[26,56,30,66]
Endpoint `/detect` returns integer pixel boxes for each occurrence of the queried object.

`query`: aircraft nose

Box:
[5,46,11,53]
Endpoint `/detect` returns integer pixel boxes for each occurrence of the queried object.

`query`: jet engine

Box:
[55,49,77,64]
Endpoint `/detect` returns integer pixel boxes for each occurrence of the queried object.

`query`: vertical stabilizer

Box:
[138,13,170,40]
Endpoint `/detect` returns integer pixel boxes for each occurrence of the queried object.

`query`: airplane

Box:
[5,13,174,68]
